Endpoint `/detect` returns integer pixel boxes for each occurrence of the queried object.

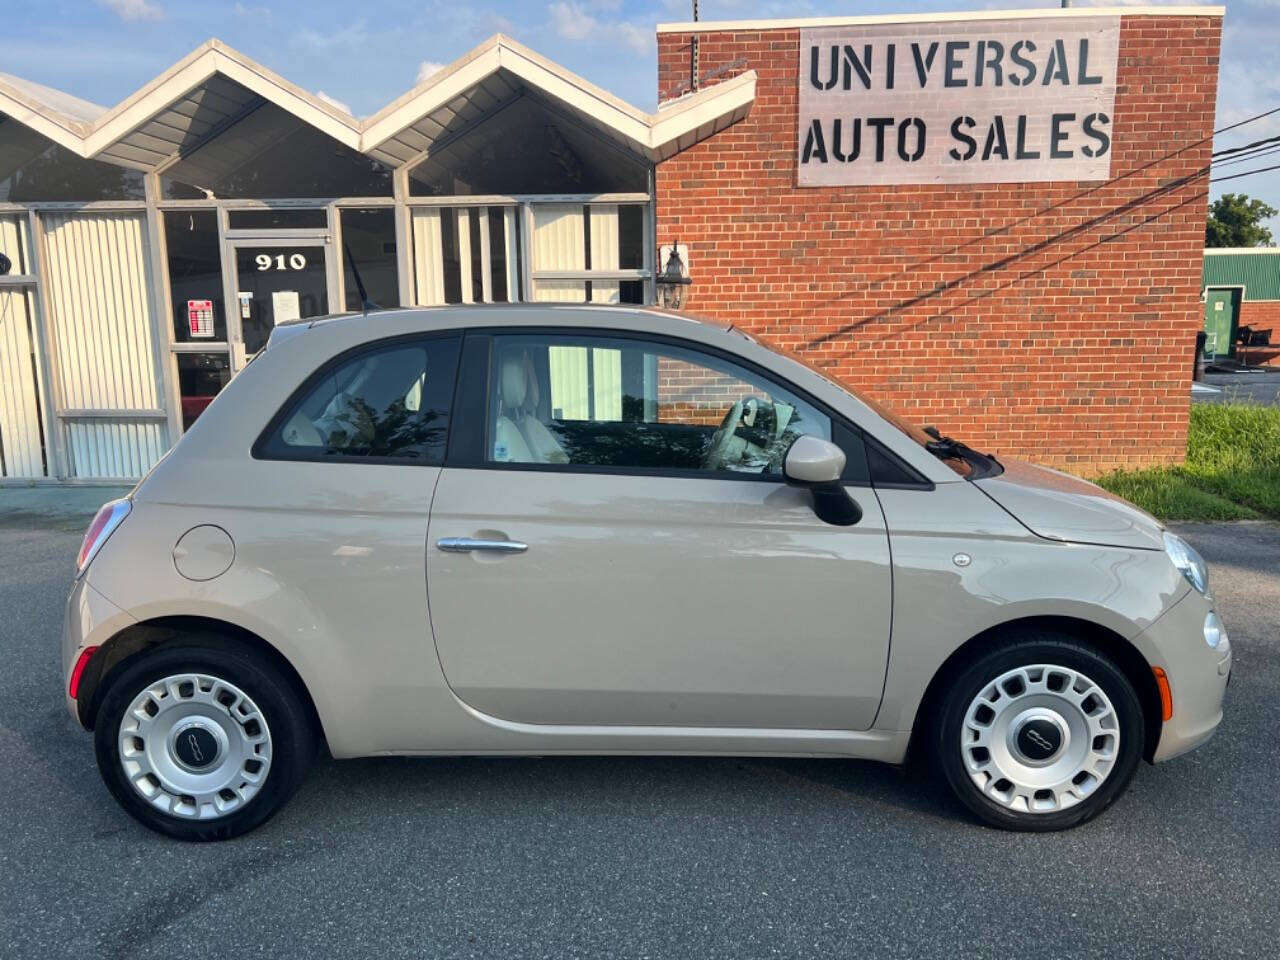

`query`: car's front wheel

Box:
[934,634,1145,831]
[93,637,314,841]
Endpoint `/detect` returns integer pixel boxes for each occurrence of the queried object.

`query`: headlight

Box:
[1163,532,1208,595]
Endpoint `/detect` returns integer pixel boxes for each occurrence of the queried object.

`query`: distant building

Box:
[1202,248,1280,366]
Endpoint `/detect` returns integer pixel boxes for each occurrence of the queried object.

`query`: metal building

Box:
[0,36,753,482]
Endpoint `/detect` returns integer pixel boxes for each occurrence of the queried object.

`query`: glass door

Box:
[225,236,338,367]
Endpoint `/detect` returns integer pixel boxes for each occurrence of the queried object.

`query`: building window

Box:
[176,353,231,431]
[530,204,647,304]
[0,215,46,478]
[340,208,401,311]
[0,123,144,202]
[411,205,520,306]
[160,105,392,200]
[407,96,648,196]
[163,211,226,343]
[227,209,328,230]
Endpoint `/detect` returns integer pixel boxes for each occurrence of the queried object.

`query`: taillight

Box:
[69,646,99,699]
[76,499,131,577]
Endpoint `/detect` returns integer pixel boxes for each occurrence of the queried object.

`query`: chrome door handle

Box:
[436,537,528,554]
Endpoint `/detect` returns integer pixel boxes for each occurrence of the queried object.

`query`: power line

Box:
[1213,143,1280,169]
[1210,161,1280,184]
[1212,132,1280,159]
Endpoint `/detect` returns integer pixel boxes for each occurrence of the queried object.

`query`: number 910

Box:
[255,253,307,271]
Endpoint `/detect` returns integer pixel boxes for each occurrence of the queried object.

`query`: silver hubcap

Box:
[961,664,1120,814]
[118,673,272,820]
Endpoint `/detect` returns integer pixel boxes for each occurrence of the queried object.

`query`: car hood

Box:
[974,458,1166,551]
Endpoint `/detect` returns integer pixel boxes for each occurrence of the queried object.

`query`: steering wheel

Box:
[701,399,746,470]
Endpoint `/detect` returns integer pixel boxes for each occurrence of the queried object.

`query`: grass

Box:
[1093,402,1280,522]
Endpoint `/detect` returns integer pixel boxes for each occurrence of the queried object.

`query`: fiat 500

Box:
[63,305,1230,840]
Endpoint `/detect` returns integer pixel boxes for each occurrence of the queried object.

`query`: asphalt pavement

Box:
[1195,369,1280,406]
[1,506,1277,959]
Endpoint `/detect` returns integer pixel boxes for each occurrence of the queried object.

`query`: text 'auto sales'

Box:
[796,16,1121,186]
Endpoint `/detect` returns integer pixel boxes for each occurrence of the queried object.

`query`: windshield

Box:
[747,330,973,477]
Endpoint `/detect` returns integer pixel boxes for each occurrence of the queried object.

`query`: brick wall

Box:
[656,14,1221,469]
[1240,301,1280,364]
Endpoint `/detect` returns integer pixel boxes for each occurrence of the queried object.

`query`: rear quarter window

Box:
[254,335,461,464]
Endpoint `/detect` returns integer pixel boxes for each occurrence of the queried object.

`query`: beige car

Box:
[63,305,1230,840]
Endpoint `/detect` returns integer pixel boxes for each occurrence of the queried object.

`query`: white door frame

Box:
[221,230,339,370]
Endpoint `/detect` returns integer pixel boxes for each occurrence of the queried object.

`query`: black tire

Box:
[93,636,314,841]
[932,633,1145,832]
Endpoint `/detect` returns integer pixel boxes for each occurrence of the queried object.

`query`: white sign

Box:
[271,290,300,323]
[798,16,1120,186]
[186,299,214,338]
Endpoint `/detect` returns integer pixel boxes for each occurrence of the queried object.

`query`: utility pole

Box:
[691,0,700,92]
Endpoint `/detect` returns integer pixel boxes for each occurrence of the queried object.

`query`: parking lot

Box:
[1,505,1277,959]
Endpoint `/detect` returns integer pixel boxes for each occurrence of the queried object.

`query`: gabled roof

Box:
[0,35,755,175]
[81,40,362,171]
[361,34,754,166]
[0,72,102,153]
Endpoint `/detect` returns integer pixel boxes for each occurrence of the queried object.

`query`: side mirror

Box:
[783,436,862,526]
[783,435,845,484]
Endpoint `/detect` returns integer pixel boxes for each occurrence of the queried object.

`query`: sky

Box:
[3,0,1278,234]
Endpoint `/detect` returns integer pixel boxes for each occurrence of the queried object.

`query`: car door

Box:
[236,332,461,748]
[425,329,893,730]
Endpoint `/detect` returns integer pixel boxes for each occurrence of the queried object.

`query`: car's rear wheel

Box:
[934,634,1145,831]
[93,637,314,841]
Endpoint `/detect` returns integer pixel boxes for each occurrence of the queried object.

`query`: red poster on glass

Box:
[187,299,214,338]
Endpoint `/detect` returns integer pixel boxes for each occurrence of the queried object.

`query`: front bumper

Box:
[62,575,136,727]
[1136,588,1231,762]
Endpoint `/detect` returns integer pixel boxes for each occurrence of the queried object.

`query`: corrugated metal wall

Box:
[531,205,586,302]
[0,216,46,477]
[41,212,167,478]
[1203,252,1280,300]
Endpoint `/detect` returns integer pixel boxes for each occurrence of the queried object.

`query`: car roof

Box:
[279,302,745,332]
[268,303,750,350]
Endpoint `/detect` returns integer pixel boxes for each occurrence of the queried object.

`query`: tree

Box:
[1205,193,1277,247]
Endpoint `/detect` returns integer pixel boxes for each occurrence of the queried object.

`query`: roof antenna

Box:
[343,241,377,316]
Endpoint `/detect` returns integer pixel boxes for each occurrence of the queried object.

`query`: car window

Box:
[258,337,460,463]
[485,334,832,476]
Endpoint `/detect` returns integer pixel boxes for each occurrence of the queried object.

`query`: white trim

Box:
[657,5,1225,33]
[533,269,651,281]
[0,80,91,153]
[82,42,362,158]
[361,34,755,164]
[58,408,168,421]
[1203,248,1280,255]
[406,194,649,206]
[361,36,653,154]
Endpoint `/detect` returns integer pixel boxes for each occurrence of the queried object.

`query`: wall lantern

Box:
[656,242,691,310]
